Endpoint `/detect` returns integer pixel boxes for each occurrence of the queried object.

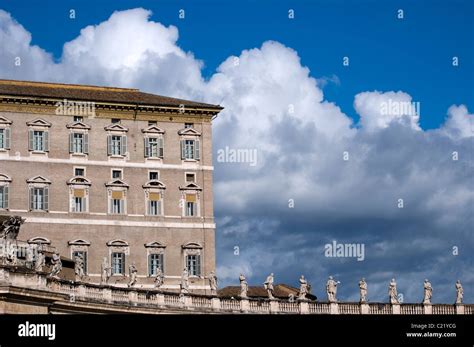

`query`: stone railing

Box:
[0,239,56,261]
[0,265,472,315]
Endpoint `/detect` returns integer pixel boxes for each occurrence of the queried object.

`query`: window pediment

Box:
[179,182,202,191]
[178,128,201,136]
[105,179,129,188]
[182,242,202,249]
[142,125,165,134]
[0,116,12,125]
[67,177,92,186]
[104,123,128,132]
[26,118,52,128]
[0,174,12,183]
[142,180,166,189]
[145,241,166,248]
[26,175,51,184]
[107,239,129,247]
[68,239,91,246]
[66,121,91,130]
[28,237,51,245]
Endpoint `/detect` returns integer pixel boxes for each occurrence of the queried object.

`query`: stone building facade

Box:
[0,79,223,292]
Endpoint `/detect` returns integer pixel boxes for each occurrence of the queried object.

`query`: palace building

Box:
[0,79,223,292]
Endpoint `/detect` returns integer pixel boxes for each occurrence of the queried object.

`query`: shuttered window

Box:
[0,186,8,209]
[69,133,88,154]
[108,135,126,156]
[30,187,49,211]
[144,137,164,158]
[0,128,10,150]
[29,130,48,152]
[181,139,200,160]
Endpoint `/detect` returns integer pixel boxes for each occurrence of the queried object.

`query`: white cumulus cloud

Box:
[354,90,421,132]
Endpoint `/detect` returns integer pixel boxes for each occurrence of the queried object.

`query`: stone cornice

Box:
[0,96,217,123]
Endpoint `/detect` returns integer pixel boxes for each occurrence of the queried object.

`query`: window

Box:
[184,123,193,129]
[149,171,159,181]
[72,251,88,274]
[144,137,164,158]
[69,132,89,154]
[68,177,91,213]
[147,192,162,216]
[148,254,164,276]
[29,130,48,152]
[186,173,196,183]
[0,186,8,209]
[111,118,120,124]
[27,119,51,153]
[185,194,197,217]
[112,170,122,179]
[0,128,11,150]
[30,187,49,211]
[73,116,83,122]
[71,189,86,213]
[111,252,125,275]
[109,190,125,214]
[74,168,85,177]
[107,135,127,156]
[181,139,200,160]
[186,254,201,276]
[111,198,123,214]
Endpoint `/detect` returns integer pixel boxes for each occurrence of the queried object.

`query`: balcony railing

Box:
[0,265,471,315]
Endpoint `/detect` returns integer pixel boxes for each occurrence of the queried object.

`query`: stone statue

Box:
[154,268,164,289]
[423,279,432,304]
[128,263,138,287]
[5,242,17,265]
[34,249,45,272]
[264,273,275,300]
[455,280,463,304]
[49,252,62,278]
[180,268,189,294]
[208,271,218,296]
[101,257,110,285]
[359,278,368,303]
[298,275,309,300]
[326,276,339,303]
[389,278,399,304]
[239,273,248,299]
[0,216,25,240]
[74,253,85,281]
[25,245,35,269]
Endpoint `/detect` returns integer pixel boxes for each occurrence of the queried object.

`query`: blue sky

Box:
[1,1,473,303]
[2,0,473,129]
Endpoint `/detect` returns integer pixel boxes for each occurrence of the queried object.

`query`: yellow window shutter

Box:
[111,191,124,199]
[74,189,85,198]
[149,192,161,201]
[186,194,196,202]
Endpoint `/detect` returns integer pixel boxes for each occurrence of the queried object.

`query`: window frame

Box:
[148,253,164,277]
[31,187,48,211]
[111,169,123,180]
[0,185,9,210]
[111,252,125,275]
[186,254,201,276]
[0,116,12,151]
